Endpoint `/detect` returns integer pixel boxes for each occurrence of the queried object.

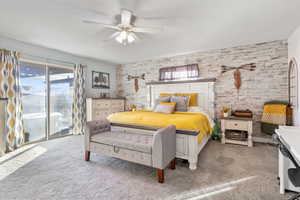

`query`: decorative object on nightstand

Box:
[232,109,253,118]
[221,106,231,117]
[221,116,253,147]
[129,104,137,112]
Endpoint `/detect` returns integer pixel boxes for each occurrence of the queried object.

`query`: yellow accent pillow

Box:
[175,93,198,106]
[160,102,176,106]
[160,93,173,97]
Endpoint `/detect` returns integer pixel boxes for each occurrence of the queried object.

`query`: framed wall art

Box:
[92,71,110,89]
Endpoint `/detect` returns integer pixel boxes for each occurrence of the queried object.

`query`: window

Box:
[159,64,199,81]
[20,61,74,143]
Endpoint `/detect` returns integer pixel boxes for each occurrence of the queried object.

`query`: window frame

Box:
[288,58,298,109]
[19,58,74,143]
[159,63,199,81]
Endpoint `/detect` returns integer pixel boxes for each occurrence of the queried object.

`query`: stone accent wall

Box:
[117,40,288,136]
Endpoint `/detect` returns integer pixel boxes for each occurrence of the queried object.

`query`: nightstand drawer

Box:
[225,120,248,131]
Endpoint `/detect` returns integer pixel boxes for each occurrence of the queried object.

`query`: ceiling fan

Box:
[82,9,163,45]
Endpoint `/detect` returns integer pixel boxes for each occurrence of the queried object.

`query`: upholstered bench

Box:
[84,119,176,183]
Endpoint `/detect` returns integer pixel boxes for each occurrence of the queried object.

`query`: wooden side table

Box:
[221,116,253,147]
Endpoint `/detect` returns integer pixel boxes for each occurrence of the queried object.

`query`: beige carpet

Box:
[0,136,294,200]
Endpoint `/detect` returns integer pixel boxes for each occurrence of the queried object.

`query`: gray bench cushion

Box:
[91,131,153,153]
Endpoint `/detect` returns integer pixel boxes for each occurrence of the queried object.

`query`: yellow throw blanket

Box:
[261,104,287,125]
[107,110,212,143]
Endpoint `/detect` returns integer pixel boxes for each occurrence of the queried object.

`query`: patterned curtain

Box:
[72,64,86,135]
[0,49,24,152]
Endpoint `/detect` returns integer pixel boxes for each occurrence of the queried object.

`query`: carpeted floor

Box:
[0,136,294,200]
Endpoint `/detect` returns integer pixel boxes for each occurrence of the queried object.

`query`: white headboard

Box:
[146,78,216,119]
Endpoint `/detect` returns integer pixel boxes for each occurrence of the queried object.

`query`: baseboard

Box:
[253,136,275,144]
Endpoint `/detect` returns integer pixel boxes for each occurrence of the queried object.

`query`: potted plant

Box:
[129,104,137,112]
[212,119,221,140]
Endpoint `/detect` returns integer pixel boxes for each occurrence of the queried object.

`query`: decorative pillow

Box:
[159,93,173,97]
[154,103,176,114]
[160,102,176,106]
[170,96,190,112]
[175,93,198,106]
[153,96,171,110]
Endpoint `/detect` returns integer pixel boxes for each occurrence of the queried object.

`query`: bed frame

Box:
[112,78,216,170]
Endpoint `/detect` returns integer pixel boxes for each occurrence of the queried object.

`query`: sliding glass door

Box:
[20,63,47,142]
[49,67,74,137]
[20,62,74,143]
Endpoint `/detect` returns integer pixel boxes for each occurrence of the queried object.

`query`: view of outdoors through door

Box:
[20,62,47,142]
[20,62,74,143]
[49,66,74,137]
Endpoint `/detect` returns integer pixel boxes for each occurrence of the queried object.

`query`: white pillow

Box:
[154,104,175,114]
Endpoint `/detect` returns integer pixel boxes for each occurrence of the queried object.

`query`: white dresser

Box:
[86,98,125,122]
[0,98,7,156]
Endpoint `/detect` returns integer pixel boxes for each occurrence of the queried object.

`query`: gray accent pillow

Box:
[153,96,171,110]
[170,96,189,112]
[154,104,175,114]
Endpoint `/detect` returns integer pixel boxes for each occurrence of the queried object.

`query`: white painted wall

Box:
[288,26,300,125]
[0,36,118,97]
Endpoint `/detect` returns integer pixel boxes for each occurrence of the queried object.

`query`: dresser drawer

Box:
[92,111,109,120]
[90,142,152,166]
[111,100,124,107]
[224,120,249,131]
[93,100,111,109]
[110,106,124,113]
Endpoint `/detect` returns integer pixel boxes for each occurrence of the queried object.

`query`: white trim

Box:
[20,58,73,70]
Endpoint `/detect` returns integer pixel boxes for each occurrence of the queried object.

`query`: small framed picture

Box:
[92,71,110,89]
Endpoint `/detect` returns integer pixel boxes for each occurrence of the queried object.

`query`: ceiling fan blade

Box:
[131,26,163,33]
[102,32,121,43]
[82,20,121,30]
[121,9,132,25]
[109,32,121,40]
[139,16,172,21]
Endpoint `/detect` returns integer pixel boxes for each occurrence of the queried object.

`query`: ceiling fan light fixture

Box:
[120,31,128,40]
[115,34,123,43]
[127,33,135,43]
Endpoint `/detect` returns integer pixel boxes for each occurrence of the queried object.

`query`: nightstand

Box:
[221,116,253,147]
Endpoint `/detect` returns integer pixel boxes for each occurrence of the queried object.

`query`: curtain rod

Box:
[1,48,88,67]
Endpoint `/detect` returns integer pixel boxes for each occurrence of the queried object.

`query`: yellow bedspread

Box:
[107,110,212,143]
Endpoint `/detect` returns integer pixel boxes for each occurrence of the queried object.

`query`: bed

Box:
[108,78,216,170]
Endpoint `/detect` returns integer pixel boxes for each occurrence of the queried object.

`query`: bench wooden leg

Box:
[169,159,176,170]
[85,151,90,161]
[157,169,164,183]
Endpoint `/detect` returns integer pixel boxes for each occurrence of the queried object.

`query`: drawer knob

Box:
[234,123,238,126]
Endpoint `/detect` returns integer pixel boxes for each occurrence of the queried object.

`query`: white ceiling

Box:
[1,0,300,64]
